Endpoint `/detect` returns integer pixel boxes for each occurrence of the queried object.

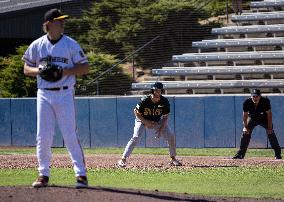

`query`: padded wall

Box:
[116,96,144,147]
[75,98,90,148]
[0,99,11,146]
[90,97,117,147]
[0,95,283,148]
[204,96,236,148]
[269,96,284,148]
[175,96,204,148]
[11,98,36,146]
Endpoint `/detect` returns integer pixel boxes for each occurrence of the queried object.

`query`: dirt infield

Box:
[1,154,284,169]
[1,185,283,202]
[1,154,284,202]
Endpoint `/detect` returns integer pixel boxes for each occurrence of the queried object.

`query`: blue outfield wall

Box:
[0,95,284,148]
[0,99,11,145]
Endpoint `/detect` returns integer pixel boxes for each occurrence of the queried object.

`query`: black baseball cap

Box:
[44,8,69,22]
[251,89,261,96]
[151,82,164,90]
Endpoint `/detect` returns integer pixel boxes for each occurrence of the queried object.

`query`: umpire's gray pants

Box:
[122,119,177,159]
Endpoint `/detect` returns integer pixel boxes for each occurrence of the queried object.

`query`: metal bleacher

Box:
[251,0,284,10]
[192,37,284,52]
[133,80,284,91]
[231,11,284,24]
[132,0,284,94]
[152,65,284,79]
[211,24,284,38]
[133,78,284,94]
[172,51,284,62]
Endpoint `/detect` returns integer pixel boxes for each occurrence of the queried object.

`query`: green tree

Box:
[76,52,132,96]
[0,0,225,97]
[0,45,36,97]
[66,0,216,68]
[0,47,132,97]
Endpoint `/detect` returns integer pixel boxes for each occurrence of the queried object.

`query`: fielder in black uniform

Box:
[233,89,282,159]
[117,82,182,167]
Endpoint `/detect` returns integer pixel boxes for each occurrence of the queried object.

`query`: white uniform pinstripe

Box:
[23,34,88,177]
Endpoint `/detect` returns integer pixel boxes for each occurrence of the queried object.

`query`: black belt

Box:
[44,86,68,91]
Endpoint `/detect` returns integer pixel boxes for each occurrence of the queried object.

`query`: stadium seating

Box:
[251,1,284,9]
[211,24,284,36]
[152,65,284,76]
[231,11,284,23]
[132,80,284,90]
[192,37,284,50]
[132,0,284,94]
[172,51,284,62]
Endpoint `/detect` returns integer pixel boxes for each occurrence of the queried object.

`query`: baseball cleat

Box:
[169,159,182,166]
[232,154,244,159]
[76,176,88,188]
[117,159,126,168]
[275,155,282,160]
[32,176,49,188]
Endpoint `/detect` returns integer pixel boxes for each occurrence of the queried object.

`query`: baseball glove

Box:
[39,64,63,82]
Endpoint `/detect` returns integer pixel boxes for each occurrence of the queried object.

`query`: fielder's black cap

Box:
[151,82,163,90]
[44,8,69,22]
[251,89,261,96]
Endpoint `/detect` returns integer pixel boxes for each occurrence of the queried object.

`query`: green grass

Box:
[0,147,277,157]
[1,167,284,199]
[0,147,283,199]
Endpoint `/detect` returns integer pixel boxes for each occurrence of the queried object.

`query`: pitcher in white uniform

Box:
[22,8,89,188]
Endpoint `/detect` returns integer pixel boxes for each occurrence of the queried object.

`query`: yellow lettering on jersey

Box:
[144,108,152,115]
[155,109,162,115]
[144,108,162,116]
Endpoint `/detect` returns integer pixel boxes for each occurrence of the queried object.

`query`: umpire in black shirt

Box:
[233,89,282,159]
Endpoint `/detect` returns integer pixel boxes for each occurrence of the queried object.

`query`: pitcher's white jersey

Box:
[22,34,88,88]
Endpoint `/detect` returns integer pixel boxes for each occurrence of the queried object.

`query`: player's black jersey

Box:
[243,96,271,122]
[136,95,170,122]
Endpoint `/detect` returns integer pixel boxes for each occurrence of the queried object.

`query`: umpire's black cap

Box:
[251,89,261,96]
[44,8,69,22]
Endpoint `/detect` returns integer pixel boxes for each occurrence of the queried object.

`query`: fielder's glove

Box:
[39,64,63,82]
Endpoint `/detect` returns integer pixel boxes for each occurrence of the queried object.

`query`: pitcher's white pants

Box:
[122,119,177,159]
[36,89,86,177]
